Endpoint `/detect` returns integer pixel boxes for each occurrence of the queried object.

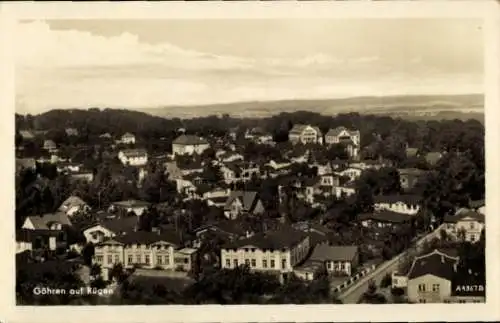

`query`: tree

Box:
[358,280,387,304]
[82,242,95,267]
[380,273,392,288]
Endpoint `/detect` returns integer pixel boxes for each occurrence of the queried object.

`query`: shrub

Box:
[380,273,392,288]
[391,287,405,297]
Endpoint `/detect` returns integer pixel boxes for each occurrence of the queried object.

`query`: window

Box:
[145,255,150,265]
[136,255,141,264]
[470,222,475,229]
[157,256,163,265]
[282,259,286,269]
[432,284,440,292]
[96,255,103,264]
[107,255,113,265]
[327,262,331,269]
[263,260,268,268]
[245,259,250,266]
[270,260,275,268]
[226,259,231,267]
[418,284,426,292]
[165,254,170,265]
[114,255,120,264]
[128,255,133,264]
[340,262,345,271]
[458,299,467,304]
[251,259,256,267]
[470,234,476,242]
[233,259,238,267]
[419,299,427,303]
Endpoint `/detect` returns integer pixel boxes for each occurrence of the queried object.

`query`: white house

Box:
[172,135,210,156]
[289,124,323,145]
[336,167,363,181]
[443,209,485,243]
[121,133,136,144]
[108,200,151,216]
[220,228,311,274]
[325,127,361,159]
[118,149,148,166]
[58,196,91,217]
[308,244,359,276]
[83,216,139,244]
[373,195,421,215]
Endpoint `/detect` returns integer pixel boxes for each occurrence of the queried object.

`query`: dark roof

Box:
[407,249,459,280]
[25,212,72,230]
[223,191,259,212]
[222,228,309,250]
[469,199,485,209]
[120,149,147,158]
[95,216,139,234]
[193,220,248,237]
[325,127,360,137]
[309,244,358,262]
[373,194,421,205]
[16,228,59,242]
[358,210,410,224]
[99,230,181,246]
[172,134,209,145]
[443,210,485,223]
[289,124,322,135]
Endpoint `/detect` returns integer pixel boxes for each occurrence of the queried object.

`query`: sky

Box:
[15,19,484,114]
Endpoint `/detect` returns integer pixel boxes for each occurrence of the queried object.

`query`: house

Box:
[373,194,421,215]
[325,127,361,159]
[65,128,79,136]
[99,132,112,139]
[16,229,59,253]
[58,196,91,217]
[83,216,139,244]
[219,151,244,163]
[19,130,35,140]
[173,248,198,272]
[203,187,231,207]
[443,209,485,243]
[16,158,36,174]
[172,135,210,156]
[223,191,265,220]
[308,244,359,276]
[336,166,363,181]
[193,221,253,245]
[21,212,72,249]
[469,199,485,215]
[121,132,136,144]
[69,170,94,182]
[118,149,148,166]
[244,127,274,144]
[405,249,464,303]
[334,181,357,199]
[108,200,151,216]
[358,210,411,229]
[425,151,443,166]
[220,228,311,274]
[43,140,57,152]
[398,168,426,190]
[220,161,260,184]
[93,230,183,280]
[406,147,419,158]
[56,162,83,174]
[348,159,390,170]
[175,178,197,196]
[291,222,332,247]
[288,124,323,145]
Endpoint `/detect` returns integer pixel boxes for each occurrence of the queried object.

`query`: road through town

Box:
[338,224,445,304]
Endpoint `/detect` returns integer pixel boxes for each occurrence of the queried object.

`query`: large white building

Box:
[325,127,361,159]
[289,124,323,145]
[443,209,485,243]
[118,149,148,166]
[220,228,311,273]
[172,135,210,156]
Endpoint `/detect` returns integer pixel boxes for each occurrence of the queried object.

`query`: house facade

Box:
[325,127,361,159]
[93,231,181,280]
[121,133,136,144]
[220,229,311,273]
[58,196,91,217]
[308,244,359,276]
[172,135,210,156]
[108,200,151,216]
[443,209,485,243]
[373,195,420,215]
[289,124,323,145]
[223,191,265,220]
[118,149,148,166]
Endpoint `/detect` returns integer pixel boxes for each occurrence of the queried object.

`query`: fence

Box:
[332,263,376,293]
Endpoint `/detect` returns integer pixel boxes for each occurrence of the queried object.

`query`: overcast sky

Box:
[15,19,483,114]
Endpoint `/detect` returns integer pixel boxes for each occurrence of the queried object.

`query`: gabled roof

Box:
[407,249,459,280]
[172,134,209,146]
[289,124,322,136]
[99,230,181,246]
[223,191,259,212]
[325,127,360,137]
[373,194,421,205]
[223,228,309,250]
[443,209,485,223]
[86,216,139,235]
[58,196,88,211]
[121,132,135,138]
[309,244,358,262]
[119,149,147,158]
[25,212,72,230]
[425,151,443,165]
[358,210,410,224]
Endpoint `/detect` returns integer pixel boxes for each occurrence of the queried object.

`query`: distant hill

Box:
[140,94,484,122]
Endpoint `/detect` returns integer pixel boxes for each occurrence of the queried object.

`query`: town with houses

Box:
[15,110,486,305]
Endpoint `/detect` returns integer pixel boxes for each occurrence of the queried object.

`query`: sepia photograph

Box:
[2,1,500,323]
